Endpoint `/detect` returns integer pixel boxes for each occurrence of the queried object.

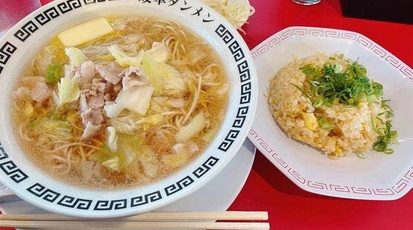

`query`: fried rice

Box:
[267,53,396,158]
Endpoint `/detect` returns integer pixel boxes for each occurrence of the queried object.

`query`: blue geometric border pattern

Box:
[0,144,9,160]
[0,143,28,183]
[218,130,241,151]
[94,199,128,211]
[164,176,194,196]
[240,82,252,104]
[192,156,219,178]
[57,196,92,210]
[233,106,249,128]
[229,40,245,62]
[0,160,28,183]
[56,0,83,14]
[215,23,252,152]
[35,7,61,26]
[14,19,40,42]
[13,0,84,42]
[238,60,251,83]
[0,42,18,74]
[215,24,235,44]
[27,183,61,202]
[131,191,162,207]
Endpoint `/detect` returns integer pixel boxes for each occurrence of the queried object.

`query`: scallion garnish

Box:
[297,54,398,154]
[299,57,382,107]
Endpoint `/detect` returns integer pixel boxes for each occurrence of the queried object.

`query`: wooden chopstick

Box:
[0,211,268,221]
[0,220,269,229]
[0,211,270,229]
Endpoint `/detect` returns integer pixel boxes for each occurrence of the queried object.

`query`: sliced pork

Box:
[30,82,52,103]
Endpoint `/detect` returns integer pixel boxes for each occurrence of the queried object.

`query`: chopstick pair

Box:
[0,211,270,229]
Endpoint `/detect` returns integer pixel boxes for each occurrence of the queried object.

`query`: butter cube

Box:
[58,18,113,47]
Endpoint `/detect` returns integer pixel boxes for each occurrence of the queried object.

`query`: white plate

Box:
[248,26,413,200]
[0,139,255,229]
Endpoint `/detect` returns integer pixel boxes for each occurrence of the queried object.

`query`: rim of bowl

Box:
[0,0,258,218]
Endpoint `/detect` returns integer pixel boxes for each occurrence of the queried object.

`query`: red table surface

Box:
[2,0,413,229]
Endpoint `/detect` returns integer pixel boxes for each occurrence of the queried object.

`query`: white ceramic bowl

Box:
[0,0,257,218]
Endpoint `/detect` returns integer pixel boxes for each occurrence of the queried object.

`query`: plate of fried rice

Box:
[248,26,413,200]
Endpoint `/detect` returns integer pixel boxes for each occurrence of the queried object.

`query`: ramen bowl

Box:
[0,0,257,218]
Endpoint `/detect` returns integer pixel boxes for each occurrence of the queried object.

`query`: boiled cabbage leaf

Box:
[108,44,143,67]
[57,77,80,106]
[65,47,87,66]
[142,56,186,97]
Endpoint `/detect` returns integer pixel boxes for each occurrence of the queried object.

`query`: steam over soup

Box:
[11,16,229,189]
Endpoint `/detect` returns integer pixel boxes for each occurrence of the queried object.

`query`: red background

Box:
[3,0,413,229]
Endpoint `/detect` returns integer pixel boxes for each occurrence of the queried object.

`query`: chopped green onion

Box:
[296,54,398,155]
[45,64,63,84]
[291,83,312,102]
[373,121,397,154]
[333,64,343,73]
[299,55,384,107]
[318,117,333,131]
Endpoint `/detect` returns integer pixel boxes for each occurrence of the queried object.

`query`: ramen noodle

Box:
[11,16,229,189]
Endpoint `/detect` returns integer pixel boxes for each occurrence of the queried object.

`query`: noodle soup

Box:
[11,16,229,189]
